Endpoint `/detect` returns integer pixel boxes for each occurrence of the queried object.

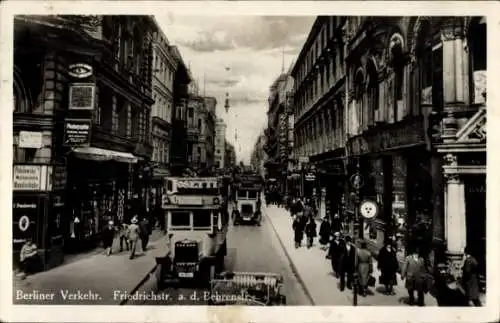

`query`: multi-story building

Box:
[203,96,217,171]
[342,17,486,285]
[169,47,191,175]
[250,131,267,178]
[214,118,227,169]
[291,16,348,213]
[150,19,177,208]
[224,141,237,171]
[264,73,291,192]
[13,15,155,269]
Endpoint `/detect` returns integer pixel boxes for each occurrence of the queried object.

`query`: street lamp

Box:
[351,158,361,306]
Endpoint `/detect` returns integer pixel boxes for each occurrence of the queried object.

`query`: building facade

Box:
[203,97,217,171]
[214,118,227,169]
[250,131,267,179]
[264,73,291,192]
[169,47,191,175]
[291,16,348,211]
[150,20,177,208]
[290,16,486,285]
[13,15,155,269]
[224,142,237,171]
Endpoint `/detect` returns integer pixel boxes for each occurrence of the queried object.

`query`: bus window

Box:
[248,191,257,199]
[171,211,190,227]
[193,210,211,229]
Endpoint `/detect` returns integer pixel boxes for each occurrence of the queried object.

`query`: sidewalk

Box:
[13,230,168,305]
[265,205,438,306]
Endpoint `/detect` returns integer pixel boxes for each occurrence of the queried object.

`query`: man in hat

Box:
[328,232,345,277]
[339,235,356,291]
[127,216,142,259]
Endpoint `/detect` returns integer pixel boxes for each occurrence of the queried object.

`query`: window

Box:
[192,210,212,228]
[198,119,202,131]
[188,108,194,118]
[367,61,379,125]
[248,191,257,199]
[116,96,128,137]
[170,211,190,227]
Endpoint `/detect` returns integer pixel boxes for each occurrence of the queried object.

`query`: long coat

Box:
[462,256,480,300]
[357,248,373,287]
[101,225,115,248]
[127,223,141,242]
[401,255,428,292]
[292,218,304,243]
[377,246,399,285]
[305,220,317,238]
[340,245,356,274]
[319,221,331,245]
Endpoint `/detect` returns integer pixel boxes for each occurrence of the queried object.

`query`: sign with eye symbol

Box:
[68,63,93,79]
[359,200,379,219]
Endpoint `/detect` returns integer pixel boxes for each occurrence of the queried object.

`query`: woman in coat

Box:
[377,241,399,294]
[401,248,429,306]
[305,217,317,248]
[356,241,373,296]
[292,214,305,248]
[101,220,115,256]
[462,246,482,306]
[318,216,332,250]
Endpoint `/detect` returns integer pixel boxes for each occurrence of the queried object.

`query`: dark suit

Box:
[339,244,356,290]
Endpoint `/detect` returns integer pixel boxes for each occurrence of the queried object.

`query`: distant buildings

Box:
[250,131,267,178]
[214,118,227,169]
[224,141,237,171]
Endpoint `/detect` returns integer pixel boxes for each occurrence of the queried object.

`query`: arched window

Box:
[469,17,487,104]
[354,68,364,131]
[366,59,379,125]
[389,33,406,121]
[13,66,29,113]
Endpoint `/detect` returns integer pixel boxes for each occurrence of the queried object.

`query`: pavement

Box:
[265,205,440,306]
[13,229,168,305]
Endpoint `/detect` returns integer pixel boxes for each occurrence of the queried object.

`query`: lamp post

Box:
[351,158,361,306]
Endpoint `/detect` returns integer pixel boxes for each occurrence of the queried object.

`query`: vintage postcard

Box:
[0,1,499,322]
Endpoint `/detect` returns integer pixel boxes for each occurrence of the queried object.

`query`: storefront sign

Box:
[69,83,95,110]
[68,63,93,79]
[18,131,43,149]
[52,165,67,190]
[12,196,39,249]
[64,119,92,146]
[13,165,47,191]
[349,119,425,155]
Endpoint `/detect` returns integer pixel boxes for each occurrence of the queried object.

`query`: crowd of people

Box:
[282,196,482,307]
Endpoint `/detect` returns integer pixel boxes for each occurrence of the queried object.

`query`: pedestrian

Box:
[331,212,342,234]
[101,220,115,256]
[127,216,141,259]
[401,248,429,306]
[462,246,482,306]
[139,217,150,251]
[292,213,305,248]
[305,217,317,248]
[339,235,356,291]
[377,240,399,295]
[118,220,130,252]
[318,216,332,250]
[356,241,373,297]
[19,237,38,278]
[328,232,345,276]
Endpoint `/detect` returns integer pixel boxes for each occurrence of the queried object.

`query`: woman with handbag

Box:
[377,241,399,295]
[356,241,373,297]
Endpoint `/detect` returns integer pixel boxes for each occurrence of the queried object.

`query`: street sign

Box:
[350,173,364,190]
[359,200,379,219]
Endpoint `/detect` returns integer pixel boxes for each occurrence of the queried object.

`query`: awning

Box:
[72,147,138,164]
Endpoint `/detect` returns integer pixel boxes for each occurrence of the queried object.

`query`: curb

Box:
[264,207,316,306]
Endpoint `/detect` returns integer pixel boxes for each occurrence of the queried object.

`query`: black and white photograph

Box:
[1,1,499,322]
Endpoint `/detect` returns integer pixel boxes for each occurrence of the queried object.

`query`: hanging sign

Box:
[359,199,379,219]
[19,131,43,149]
[13,165,45,191]
[68,63,93,79]
[63,119,92,146]
[350,173,364,190]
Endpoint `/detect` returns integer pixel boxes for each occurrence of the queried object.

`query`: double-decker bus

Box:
[155,177,229,288]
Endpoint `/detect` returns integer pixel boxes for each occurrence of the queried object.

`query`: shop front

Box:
[12,164,64,271]
[347,116,432,259]
[65,147,138,251]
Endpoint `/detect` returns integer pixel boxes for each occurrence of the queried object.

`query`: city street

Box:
[140,207,311,305]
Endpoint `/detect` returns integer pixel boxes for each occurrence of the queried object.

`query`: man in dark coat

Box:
[318,216,332,250]
[329,232,345,276]
[339,236,356,291]
[139,217,151,251]
[292,214,305,248]
[377,241,399,294]
[101,220,115,256]
[462,246,482,306]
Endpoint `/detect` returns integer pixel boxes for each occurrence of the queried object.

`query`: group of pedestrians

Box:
[101,213,153,260]
[289,197,319,249]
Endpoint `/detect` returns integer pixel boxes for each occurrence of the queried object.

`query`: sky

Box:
[156,14,315,164]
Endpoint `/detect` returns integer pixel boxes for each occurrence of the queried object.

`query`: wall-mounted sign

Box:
[64,119,92,146]
[359,199,379,219]
[305,173,316,181]
[13,165,48,191]
[68,63,93,79]
[18,215,30,232]
[18,131,43,149]
[350,173,364,190]
[69,83,95,110]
